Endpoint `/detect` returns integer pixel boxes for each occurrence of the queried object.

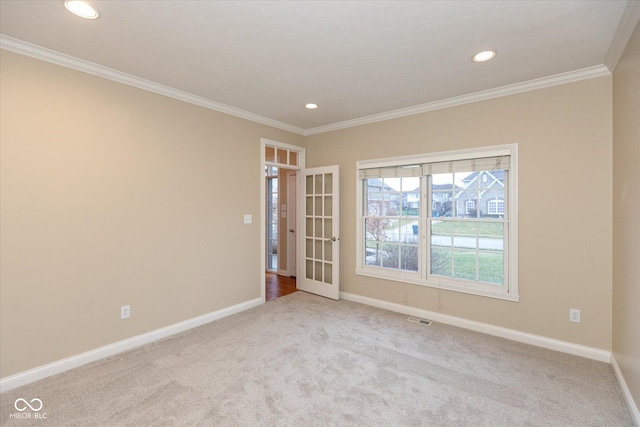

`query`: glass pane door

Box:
[298,165,340,300]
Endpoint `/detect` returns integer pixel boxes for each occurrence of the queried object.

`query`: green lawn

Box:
[431,248,503,284]
[386,219,418,231]
[431,220,503,238]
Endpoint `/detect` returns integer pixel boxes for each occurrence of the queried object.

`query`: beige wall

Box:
[0,50,304,377]
[306,76,613,350]
[0,43,626,381]
[612,21,640,414]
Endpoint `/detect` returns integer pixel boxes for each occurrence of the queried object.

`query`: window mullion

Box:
[357,144,517,301]
[504,170,510,289]
[475,221,480,281]
[423,175,430,281]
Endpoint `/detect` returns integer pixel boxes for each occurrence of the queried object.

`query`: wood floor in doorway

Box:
[266,272,297,301]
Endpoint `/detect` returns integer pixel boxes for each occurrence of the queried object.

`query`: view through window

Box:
[357,145,518,301]
[266,166,278,271]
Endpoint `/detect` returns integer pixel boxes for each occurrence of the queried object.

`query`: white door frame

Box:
[260,138,305,303]
[286,170,297,278]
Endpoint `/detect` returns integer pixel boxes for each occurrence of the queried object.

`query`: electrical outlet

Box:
[120,305,130,320]
[569,308,580,323]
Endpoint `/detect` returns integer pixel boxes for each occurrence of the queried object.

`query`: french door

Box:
[297,165,340,300]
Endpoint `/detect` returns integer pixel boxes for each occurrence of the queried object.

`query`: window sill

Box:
[355,268,519,302]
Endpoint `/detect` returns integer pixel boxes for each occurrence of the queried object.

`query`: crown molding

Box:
[0,35,306,136]
[0,35,613,138]
[304,65,611,136]
[604,0,640,72]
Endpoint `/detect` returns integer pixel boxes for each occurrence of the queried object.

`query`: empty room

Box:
[1,1,638,425]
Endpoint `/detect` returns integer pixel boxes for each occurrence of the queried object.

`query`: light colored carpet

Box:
[0,291,633,426]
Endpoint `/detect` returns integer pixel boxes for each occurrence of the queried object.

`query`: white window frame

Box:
[355,144,518,302]
[488,199,504,215]
[465,200,475,214]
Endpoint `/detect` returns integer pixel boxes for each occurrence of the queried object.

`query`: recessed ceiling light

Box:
[472,50,497,63]
[305,103,319,110]
[64,1,100,19]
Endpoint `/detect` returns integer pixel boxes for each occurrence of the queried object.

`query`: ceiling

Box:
[0,1,636,135]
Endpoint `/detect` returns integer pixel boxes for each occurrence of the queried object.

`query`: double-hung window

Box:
[356,145,518,301]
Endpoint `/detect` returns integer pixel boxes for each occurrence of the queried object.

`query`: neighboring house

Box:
[367,181,421,213]
[431,183,459,217]
[366,172,506,218]
[402,188,420,210]
[455,170,506,218]
[366,179,401,214]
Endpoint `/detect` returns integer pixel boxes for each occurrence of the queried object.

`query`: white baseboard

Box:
[1,293,623,399]
[340,292,611,363]
[0,298,263,393]
[611,354,640,426]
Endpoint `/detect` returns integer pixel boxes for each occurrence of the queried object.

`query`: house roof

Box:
[366,179,395,192]
[461,170,506,183]
[456,170,505,200]
[433,184,461,191]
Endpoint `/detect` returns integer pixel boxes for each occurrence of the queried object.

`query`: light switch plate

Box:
[244,214,252,224]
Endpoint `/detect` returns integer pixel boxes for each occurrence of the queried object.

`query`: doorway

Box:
[265,165,296,276]
[265,272,297,301]
[261,139,305,302]
[265,167,298,301]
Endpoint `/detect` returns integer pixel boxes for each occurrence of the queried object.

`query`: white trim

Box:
[0,35,306,136]
[507,144,519,299]
[0,298,262,393]
[259,139,306,303]
[605,1,640,72]
[340,292,610,363]
[356,144,518,301]
[261,139,307,161]
[611,354,640,426]
[286,170,298,278]
[305,66,610,136]
[356,145,512,170]
[1,36,614,138]
[354,268,520,302]
[260,142,267,302]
